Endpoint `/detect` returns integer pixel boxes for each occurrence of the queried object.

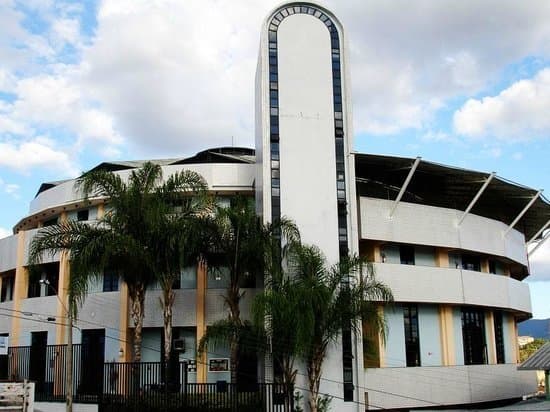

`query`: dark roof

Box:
[518,342,550,370]
[171,147,255,165]
[35,179,72,197]
[354,153,550,241]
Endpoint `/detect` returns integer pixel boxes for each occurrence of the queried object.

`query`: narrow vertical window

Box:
[403,304,421,367]
[462,308,487,365]
[400,245,415,265]
[494,311,505,364]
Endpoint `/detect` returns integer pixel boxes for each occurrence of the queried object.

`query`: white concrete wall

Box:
[374,263,532,313]
[0,234,18,272]
[28,163,255,217]
[360,197,528,266]
[277,14,339,264]
[364,364,536,410]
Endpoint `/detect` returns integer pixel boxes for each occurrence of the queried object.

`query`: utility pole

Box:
[40,279,73,412]
[66,309,73,412]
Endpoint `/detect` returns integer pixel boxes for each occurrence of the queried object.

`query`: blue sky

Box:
[0,0,549,318]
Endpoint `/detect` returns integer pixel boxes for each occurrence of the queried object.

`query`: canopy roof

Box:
[354,153,550,241]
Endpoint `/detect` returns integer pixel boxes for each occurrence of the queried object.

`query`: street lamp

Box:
[40,278,74,412]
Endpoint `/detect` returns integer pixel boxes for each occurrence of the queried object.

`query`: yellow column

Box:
[481,258,489,273]
[55,212,70,345]
[55,252,70,345]
[485,311,496,364]
[508,316,519,363]
[196,261,207,382]
[10,231,28,346]
[436,248,449,268]
[97,203,105,219]
[438,305,455,365]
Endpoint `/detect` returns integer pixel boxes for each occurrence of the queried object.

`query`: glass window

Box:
[103,269,119,292]
[43,217,58,227]
[400,245,415,265]
[494,311,505,364]
[179,266,197,289]
[207,267,230,289]
[462,308,487,365]
[403,305,421,367]
[462,254,481,272]
[0,273,14,302]
[77,209,89,221]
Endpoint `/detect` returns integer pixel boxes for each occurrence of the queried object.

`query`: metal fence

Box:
[99,363,292,412]
[1,347,293,411]
[6,344,90,402]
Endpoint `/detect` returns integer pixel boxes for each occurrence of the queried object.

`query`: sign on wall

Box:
[208,358,229,372]
[0,336,8,355]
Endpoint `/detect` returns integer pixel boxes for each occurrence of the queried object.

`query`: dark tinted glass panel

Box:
[77,209,89,221]
[403,305,421,367]
[400,245,415,265]
[494,311,505,364]
[462,308,487,365]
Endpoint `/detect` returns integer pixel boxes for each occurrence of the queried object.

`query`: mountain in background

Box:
[518,318,550,339]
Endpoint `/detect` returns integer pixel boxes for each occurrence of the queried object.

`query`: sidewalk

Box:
[426,397,550,411]
[34,403,97,412]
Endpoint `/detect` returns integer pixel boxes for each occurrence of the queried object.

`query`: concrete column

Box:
[438,305,455,366]
[485,311,497,364]
[10,231,28,346]
[436,248,450,268]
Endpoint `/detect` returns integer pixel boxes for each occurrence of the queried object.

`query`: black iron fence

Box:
[5,344,93,402]
[1,346,293,411]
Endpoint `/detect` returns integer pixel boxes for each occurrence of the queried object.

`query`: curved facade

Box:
[1,2,549,411]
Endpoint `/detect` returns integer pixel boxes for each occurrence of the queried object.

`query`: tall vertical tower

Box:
[255,2,361,409]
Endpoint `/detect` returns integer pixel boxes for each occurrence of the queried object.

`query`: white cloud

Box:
[512,152,523,161]
[528,240,550,282]
[0,138,78,175]
[0,227,11,239]
[0,177,20,199]
[2,0,550,161]
[453,68,550,139]
[338,0,550,137]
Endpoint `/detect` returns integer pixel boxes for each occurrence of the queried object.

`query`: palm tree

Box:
[29,220,113,412]
[199,196,299,384]
[30,162,208,366]
[280,244,393,412]
[252,273,307,405]
[149,170,211,368]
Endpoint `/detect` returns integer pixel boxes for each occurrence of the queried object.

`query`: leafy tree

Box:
[30,162,208,365]
[198,196,299,384]
[520,338,548,362]
[148,170,211,367]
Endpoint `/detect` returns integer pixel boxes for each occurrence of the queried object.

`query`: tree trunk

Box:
[161,283,175,364]
[307,350,323,412]
[130,284,146,362]
[227,275,241,384]
[230,336,239,385]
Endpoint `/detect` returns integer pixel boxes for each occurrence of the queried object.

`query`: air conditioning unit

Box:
[173,338,185,352]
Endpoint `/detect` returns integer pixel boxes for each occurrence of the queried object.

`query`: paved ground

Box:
[34,402,98,412]
[425,397,550,411]
[34,398,550,412]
